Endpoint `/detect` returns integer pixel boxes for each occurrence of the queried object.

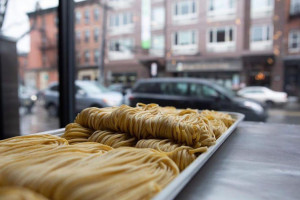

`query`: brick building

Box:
[283,0,300,96]
[23,0,102,90]
[21,0,300,95]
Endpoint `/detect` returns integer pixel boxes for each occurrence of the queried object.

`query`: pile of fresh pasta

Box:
[0,103,235,200]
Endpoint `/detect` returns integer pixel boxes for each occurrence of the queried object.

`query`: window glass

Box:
[209,27,234,43]
[208,0,236,15]
[174,31,196,45]
[94,28,99,42]
[85,30,90,42]
[50,85,59,92]
[84,9,90,24]
[251,25,272,42]
[216,29,225,42]
[109,38,133,52]
[75,11,81,24]
[135,83,161,94]
[151,7,165,26]
[289,30,300,50]
[84,50,90,63]
[174,0,196,16]
[290,0,300,15]
[152,35,164,50]
[94,8,99,21]
[76,31,81,42]
[109,12,133,27]
[94,49,99,63]
[190,84,219,98]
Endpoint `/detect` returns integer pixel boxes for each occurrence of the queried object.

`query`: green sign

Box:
[141,0,151,49]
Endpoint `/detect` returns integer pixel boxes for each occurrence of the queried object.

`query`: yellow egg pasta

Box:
[62,123,94,144]
[136,139,207,171]
[88,130,137,148]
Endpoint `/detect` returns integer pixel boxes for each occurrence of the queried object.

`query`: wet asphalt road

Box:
[19,101,300,135]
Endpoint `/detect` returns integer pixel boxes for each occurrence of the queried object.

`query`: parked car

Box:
[108,83,131,94]
[44,81,123,116]
[19,85,37,113]
[237,86,288,106]
[129,78,268,121]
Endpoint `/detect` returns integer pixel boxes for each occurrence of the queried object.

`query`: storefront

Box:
[242,55,274,88]
[284,56,300,97]
[166,58,242,90]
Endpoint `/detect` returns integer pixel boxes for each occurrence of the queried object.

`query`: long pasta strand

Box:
[136,139,207,171]
[0,135,179,200]
[88,130,137,148]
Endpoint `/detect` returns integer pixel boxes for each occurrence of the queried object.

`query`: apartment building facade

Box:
[103,0,290,91]
[283,0,300,96]
[24,0,102,90]
[21,0,299,94]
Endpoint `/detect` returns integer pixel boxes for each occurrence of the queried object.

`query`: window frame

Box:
[288,30,300,52]
[172,0,198,23]
[206,26,236,52]
[250,24,273,51]
[207,0,236,20]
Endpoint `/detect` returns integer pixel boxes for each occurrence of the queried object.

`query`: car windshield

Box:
[77,81,109,94]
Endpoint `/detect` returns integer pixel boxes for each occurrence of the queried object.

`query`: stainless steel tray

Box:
[33,112,245,200]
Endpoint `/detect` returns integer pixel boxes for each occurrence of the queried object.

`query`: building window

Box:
[84,50,90,63]
[172,30,197,55]
[76,31,81,43]
[84,9,90,24]
[289,30,300,52]
[76,51,81,64]
[208,27,234,43]
[251,0,274,18]
[174,31,196,46]
[174,0,196,16]
[84,30,90,43]
[94,28,99,42]
[207,0,236,20]
[75,11,81,24]
[94,49,100,63]
[94,8,100,21]
[290,0,300,16]
[109,38,134,60]
[207,27,235,52]
[109,12,133,27]
[151,7,165,29]
[109,38,133,52]
[250,25,273,51]
[251,25,272,42]
[150,35,165,56]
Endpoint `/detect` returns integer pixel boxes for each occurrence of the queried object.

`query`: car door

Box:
[159,82,190,108]
[189,83,222,110]
[131,82,163,105]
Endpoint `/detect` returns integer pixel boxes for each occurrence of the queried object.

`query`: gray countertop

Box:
[175,122,300,200]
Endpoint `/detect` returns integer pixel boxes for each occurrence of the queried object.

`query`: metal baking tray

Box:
[33,112,245,200]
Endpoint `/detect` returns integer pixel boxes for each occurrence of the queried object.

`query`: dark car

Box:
[19,85,37,113]
[129,78,267,121]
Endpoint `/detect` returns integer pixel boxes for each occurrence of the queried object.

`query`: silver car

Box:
[44,81,123,116]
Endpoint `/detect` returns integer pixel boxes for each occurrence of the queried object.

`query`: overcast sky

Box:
[2,0,58,53]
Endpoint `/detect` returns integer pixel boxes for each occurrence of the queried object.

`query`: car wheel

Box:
[48,104,58,117]
[265,100,274,107]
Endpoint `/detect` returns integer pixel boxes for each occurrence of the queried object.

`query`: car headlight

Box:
[244,101,263,113]
[30,95,37,101]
